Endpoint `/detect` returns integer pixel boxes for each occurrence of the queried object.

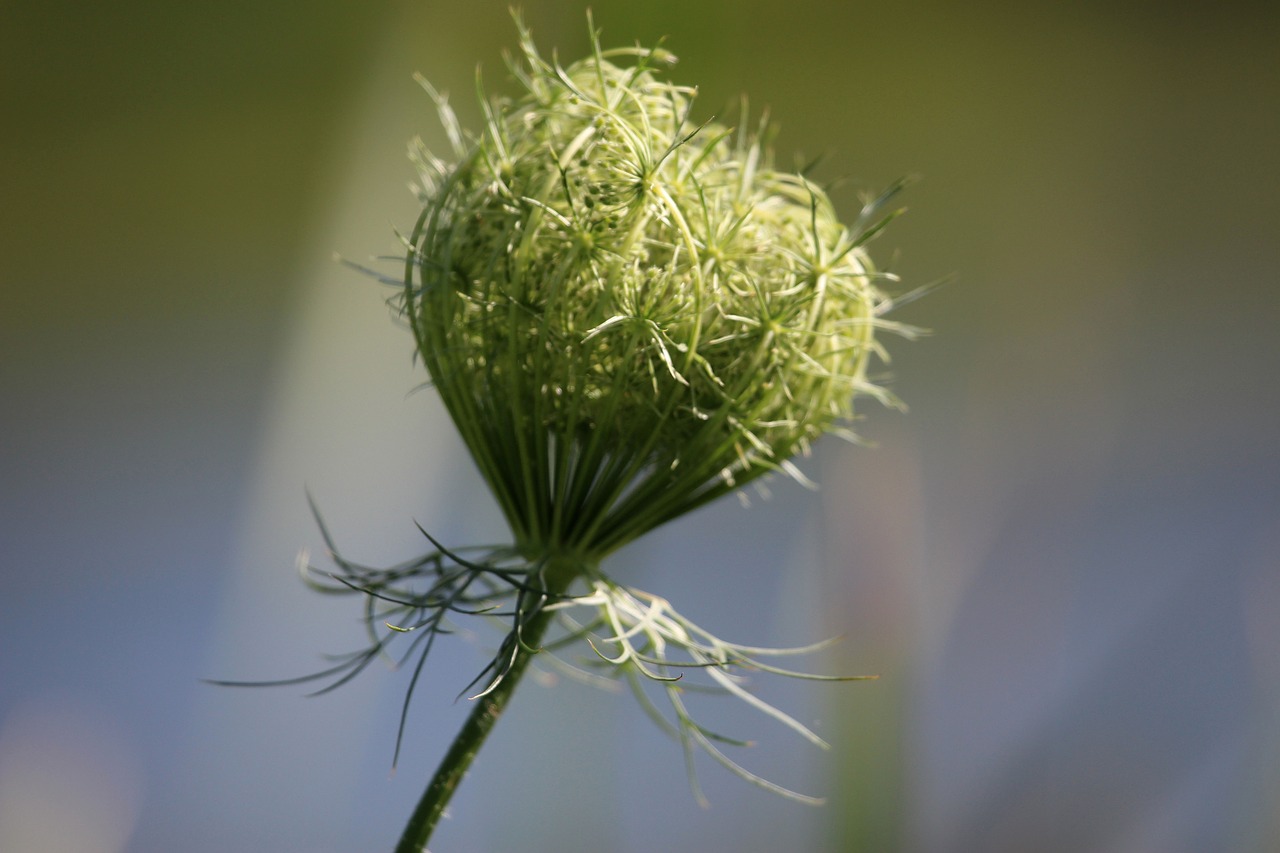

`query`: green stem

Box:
[393,557,583,853]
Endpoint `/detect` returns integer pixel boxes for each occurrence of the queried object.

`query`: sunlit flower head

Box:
[404,16,905,559]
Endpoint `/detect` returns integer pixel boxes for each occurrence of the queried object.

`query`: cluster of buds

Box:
[232,15,913,824]
[403,19,904,562]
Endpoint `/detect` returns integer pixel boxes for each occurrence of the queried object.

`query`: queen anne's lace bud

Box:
[404,22,901,560]
[216,20,917,836]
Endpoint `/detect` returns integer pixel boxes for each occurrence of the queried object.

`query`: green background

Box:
[3,1,1278,851]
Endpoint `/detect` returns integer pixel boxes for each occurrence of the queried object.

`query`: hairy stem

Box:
[393,557,581,853]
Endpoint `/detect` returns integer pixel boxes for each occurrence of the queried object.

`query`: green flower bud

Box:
[216,18,918,833]
[405,19,900,559]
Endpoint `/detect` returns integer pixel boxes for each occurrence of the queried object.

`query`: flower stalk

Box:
[394,554,583,853]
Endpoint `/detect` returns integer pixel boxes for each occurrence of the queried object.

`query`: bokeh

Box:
[3,2,1278,851]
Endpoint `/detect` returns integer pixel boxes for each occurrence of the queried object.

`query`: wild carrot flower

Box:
[405,25,904,560]
[219,14,914,852]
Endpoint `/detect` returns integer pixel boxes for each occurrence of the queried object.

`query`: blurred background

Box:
[3,1,1278,850]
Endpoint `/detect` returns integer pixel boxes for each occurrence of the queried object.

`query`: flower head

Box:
[404,17,902,559]
[223,16,917,821]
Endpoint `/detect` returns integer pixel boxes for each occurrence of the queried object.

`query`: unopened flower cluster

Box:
[254,19,914,808]
[405,25,896,560]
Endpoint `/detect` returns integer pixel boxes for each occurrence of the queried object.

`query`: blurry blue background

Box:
[2,1,1278,851]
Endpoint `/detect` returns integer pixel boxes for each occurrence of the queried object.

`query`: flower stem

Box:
[393,558,581,853]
